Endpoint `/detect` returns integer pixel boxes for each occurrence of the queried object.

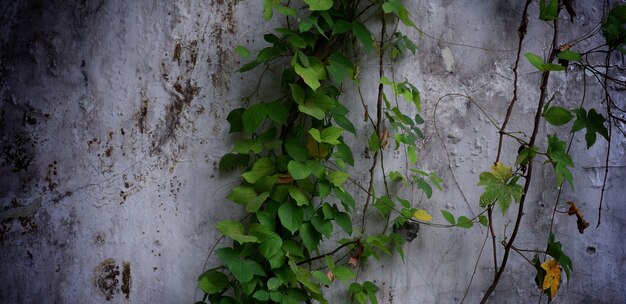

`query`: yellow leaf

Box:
[413,209,433,222]
[541,258,561,299]
[307,135,330,159]
[491,162,513,182]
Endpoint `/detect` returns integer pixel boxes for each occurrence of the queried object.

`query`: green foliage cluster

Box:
[196,1,439,303]
[197,1,624,303]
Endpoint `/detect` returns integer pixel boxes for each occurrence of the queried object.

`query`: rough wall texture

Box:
[0,1,624,303]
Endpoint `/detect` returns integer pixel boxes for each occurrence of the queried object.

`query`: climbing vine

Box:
[195,1,625,303]
[195,1,432,303]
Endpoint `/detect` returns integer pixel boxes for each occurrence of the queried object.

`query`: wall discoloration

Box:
[94,258,119,301]
[121,261,131,300]
[0,0,624,303]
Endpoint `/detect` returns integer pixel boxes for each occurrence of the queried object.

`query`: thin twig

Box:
[597,49,613,227]
[297,241,358,265]
[361,14,386,234]
[495,0,532,163]
[460,233,489,304]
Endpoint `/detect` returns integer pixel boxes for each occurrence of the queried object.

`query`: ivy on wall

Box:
[195,1,625,303]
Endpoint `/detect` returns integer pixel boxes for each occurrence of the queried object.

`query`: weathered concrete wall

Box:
[0,1,624,303]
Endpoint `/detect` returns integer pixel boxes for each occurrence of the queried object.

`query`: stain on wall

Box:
[0,0,624,303]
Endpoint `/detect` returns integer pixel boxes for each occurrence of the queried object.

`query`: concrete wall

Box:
[0,1,624,303]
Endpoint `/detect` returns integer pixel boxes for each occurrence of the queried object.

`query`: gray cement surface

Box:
[0,1,624,303]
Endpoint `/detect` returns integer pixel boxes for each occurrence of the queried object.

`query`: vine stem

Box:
[360,14,386,234]
[597,49,613,227]
[495,0,531,163]
[297,241,357,265]
[480,8,560,304]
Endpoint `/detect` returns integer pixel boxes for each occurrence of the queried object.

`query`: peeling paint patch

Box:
[441,47,455,72]
[152,80,199,151]
[94,258,119,301]
[136,93,149,134]
[0,197,41,220]
[0,132,35,172]
[121,262,131,300]
[94,258,131,301]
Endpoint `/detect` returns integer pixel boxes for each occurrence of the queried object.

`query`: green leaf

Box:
[334,143,354,166]
[253,290,270,301]
[352,21,373,52]
[571,108,609,148]
[227,258,265,283]
[226,108,245,133]
[334,115,356,135]
[334,266,355,281]
[239,60,262,72]
[557,50,582,62]
[525,52,547,71]
[329,170,349,187]
[441,210,456,224]
[252,226,283,260]
[198,270,229,294]
[257,46,282,62]
[320,126,343,144]
[216,247,240,265]
[227,186,256,205]
[515,146,538,166]
[304,0,333,11]
[216,248,265,283]
[265,101,289,124]
[294,57,327,91]
[289,83,305,104]
[289,186,310,206]
[267,277,283,291]
[216,220,259,244]
[287,161,312,180]
[479,215,489,227]
[477,162,524,214]
[242,157,275,184]
[242,103,267,133]
[415,177,433,199]
[335,188,355,210]
[546,233,573,281]
[312,271,332,285]
[232,139,263,154]
[278,202,304,234]
[246,192,270,213]
[235,46,250,58]
[456,216,473,228]
[311,215,333,237]
[525,52,565,72]
[262,0,275,20]
[289,34,307,49]
[334,211,353,235]
[276,5,296,17]
[374,196,394,216]
[382,0,415,27]
[543,106,574,126]
[300,223,321,252]
[299,20,313,33]
[309,128,322,143]
[407,145,418,165]
[308,91,337,111]
[327,53,355,84]
[368,132,380,152]
[544,63,566,71]
[389,171,407,185]
[602,5,626,47]
[539,0,559,21]
[547,134,575,188]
